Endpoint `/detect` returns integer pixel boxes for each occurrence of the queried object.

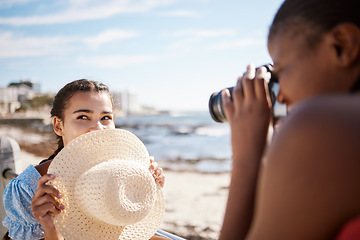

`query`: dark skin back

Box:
[248,95,360,239]
[219,19,360,240]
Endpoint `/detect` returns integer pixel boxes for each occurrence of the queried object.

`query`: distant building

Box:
[0,79,41,116]
[111,90,160,116]
[112,90,142,115]
[8,79,40,104]
[0,87,21,116]
[8,79,40,93]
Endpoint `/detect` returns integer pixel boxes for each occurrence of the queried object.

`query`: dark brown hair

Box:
[268,0,360,91]
[48,79,112,160]
[268,0,360,48]
[2,231,10,240]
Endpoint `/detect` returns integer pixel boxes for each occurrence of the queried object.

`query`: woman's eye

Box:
[102,115,113,121]
[77,115,88,120]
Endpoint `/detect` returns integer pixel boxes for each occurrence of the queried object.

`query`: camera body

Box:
[209,64,278,123]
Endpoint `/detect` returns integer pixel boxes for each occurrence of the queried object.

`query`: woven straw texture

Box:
[47,129,165,240]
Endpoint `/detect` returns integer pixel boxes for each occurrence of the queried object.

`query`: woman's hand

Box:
[31,174,64,239]
[149,157,165,188]
[222,64,272,165]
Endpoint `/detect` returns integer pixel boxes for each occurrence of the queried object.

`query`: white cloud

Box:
[0,32,76,58]
[0,29,139,58]
[0,0,178,26]
[84,29,140,49]
[77,54,159,68]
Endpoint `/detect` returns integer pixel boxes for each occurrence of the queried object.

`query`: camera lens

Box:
[209,64,278,123]
[209,87,233,123]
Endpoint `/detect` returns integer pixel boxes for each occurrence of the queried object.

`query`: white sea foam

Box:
[195,125,229,137]
[115,112,232,173]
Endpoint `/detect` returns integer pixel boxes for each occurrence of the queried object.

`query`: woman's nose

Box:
[90,121,104,131]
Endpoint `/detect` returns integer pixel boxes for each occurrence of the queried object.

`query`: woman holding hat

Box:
[219,0,360,239]
[2,79,167,240]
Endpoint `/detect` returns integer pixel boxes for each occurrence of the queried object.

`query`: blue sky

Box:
[0,0,284,111]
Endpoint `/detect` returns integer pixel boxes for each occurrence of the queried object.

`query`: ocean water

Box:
[115,112,232,173]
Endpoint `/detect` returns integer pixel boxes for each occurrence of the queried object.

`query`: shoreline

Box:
[0,125,230,239]
[0,123,232,174]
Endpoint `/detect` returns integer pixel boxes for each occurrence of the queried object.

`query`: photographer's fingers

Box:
[232,76,244,109]
[233,64,256,105]
[254,67,272,105]
[222,89,234,121]
[242,64,256,101]
[254,67,268,101]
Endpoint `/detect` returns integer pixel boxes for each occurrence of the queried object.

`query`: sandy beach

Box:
[0,125,230,239]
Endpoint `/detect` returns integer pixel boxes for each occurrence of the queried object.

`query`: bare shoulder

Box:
[286,94,360,133]
[273,95,360,154]
[248,95,360,240]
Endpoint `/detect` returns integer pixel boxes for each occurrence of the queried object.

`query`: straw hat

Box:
[47,129,165,240]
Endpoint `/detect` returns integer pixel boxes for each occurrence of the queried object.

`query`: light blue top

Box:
[2,165,44,240]
[2,165,184,240]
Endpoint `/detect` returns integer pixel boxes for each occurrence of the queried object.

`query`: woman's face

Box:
[53,91,115,146]
[268,29,347,109]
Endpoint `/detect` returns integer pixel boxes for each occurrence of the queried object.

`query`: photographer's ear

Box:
[329,23,360,67]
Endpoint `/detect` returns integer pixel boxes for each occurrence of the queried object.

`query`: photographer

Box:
[218,0,360,239]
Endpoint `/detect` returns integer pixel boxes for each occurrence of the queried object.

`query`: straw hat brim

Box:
[47,129,165,240]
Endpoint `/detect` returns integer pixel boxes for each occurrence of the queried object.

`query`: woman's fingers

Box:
[149,159,158,174]
[156,173,165,188]
[32,192,62,210]
[37,174,55,185]
[32,174,64,221]
[148,158,165,188]
[153,167,165,187]
[153,167,163,179]
[33,201,62,219]
[33,184,61,201]
[35,174,61,198]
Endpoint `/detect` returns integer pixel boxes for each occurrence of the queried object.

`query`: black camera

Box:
[209,64,278,123]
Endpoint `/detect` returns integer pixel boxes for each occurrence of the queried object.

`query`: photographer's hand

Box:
[219,64,272,240]
[223,64,271,164]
